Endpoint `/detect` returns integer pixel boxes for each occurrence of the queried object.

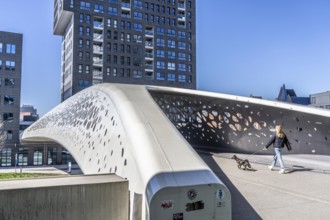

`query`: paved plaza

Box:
[1,151,329,220]
[199,151,330,220]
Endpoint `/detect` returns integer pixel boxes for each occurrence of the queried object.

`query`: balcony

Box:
[145,41,154,48]
[145,64,154,70]
[145,52,154,59]
[93,46,103,54]
[178,24,186,29]
[178,3,185,10]
[93,21,104,29]
[145,30,154,36]
[121,2,131,10]
[93,33,103,42]
[178,14,185,21]
[93,71,103,80]
[93,59,103,66]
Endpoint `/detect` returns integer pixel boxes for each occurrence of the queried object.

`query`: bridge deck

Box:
[199,151,330,220]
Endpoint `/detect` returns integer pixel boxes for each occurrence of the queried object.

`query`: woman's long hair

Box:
[275,125,285,138]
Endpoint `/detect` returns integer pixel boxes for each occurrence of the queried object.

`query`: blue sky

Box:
[0,0,330,116]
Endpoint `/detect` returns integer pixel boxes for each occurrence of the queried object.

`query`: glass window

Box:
[47,147,57,165]
[5,61,15,71]
[18,147,28,166]
[3,113,13,122]
[178,42,186,49]
[6,130,13,140]
[178,31,186,38]
[168,73,176,81]
[78,64,83,73]
[80,1,91,10]
[0,60,2,69]
[134,12,142,20]
[85,65,90,74]
[108,6,118,15]
[167,29,175,37]
[78,51,83,60]
[94,4,104,13]
[167,40,175,48]
[178,63,186,71]
[126,21,131,29]
[133,23,143,32]
[156,27,165,35]
[178,74,186,82]
[86,15,91,23]
[33,148,43,165]
[157,72,165,80]
[120,21,125,29]
[79,39,83,47]
[156,61,165,69]
[4,95,14,105]
[4,78,15,87]
[0,43,2,53]
[61,149,72,165]
[79,13,84,22]
[167,51,176,59]
[156,39,165,46]
[134,0,143,9]
[133,70,142,78]
[1,148,12,166]
[178,52,186,60]
[6,44,16,54]
[156,50,165,57]
[78,79,89,87]
[167,62,175,70]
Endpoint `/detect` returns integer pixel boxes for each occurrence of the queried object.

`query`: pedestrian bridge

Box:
[22,83,330,220]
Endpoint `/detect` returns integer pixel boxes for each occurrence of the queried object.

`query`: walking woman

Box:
[264,125,292,174]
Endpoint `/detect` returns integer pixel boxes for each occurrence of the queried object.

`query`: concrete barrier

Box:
[0,174,129,220]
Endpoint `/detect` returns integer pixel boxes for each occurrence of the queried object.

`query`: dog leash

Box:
[242,147,266,160]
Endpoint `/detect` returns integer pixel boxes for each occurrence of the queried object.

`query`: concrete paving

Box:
[198,151,330,220]
[1,153,329,220]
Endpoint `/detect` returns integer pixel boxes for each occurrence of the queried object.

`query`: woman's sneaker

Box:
[279,169,285,174]
[268,165,274,171]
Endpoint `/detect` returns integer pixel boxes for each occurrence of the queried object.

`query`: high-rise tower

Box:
[54,0,196,101]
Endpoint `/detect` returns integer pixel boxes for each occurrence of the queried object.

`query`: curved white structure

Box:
[22,84,231,220]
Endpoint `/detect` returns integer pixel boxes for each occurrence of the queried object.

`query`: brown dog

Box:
[232,155,252,170]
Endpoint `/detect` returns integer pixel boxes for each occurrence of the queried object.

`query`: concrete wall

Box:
[0,174,129,220]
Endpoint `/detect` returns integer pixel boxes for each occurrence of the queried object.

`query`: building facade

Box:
[0,31,23,166]
[54,0,196,101]
[17,105,75,167]
[277,84,310,105]
[310,91,330,109]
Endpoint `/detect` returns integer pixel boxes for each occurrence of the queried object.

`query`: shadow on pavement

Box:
[286,168,313,174]
[198,152,262,220]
